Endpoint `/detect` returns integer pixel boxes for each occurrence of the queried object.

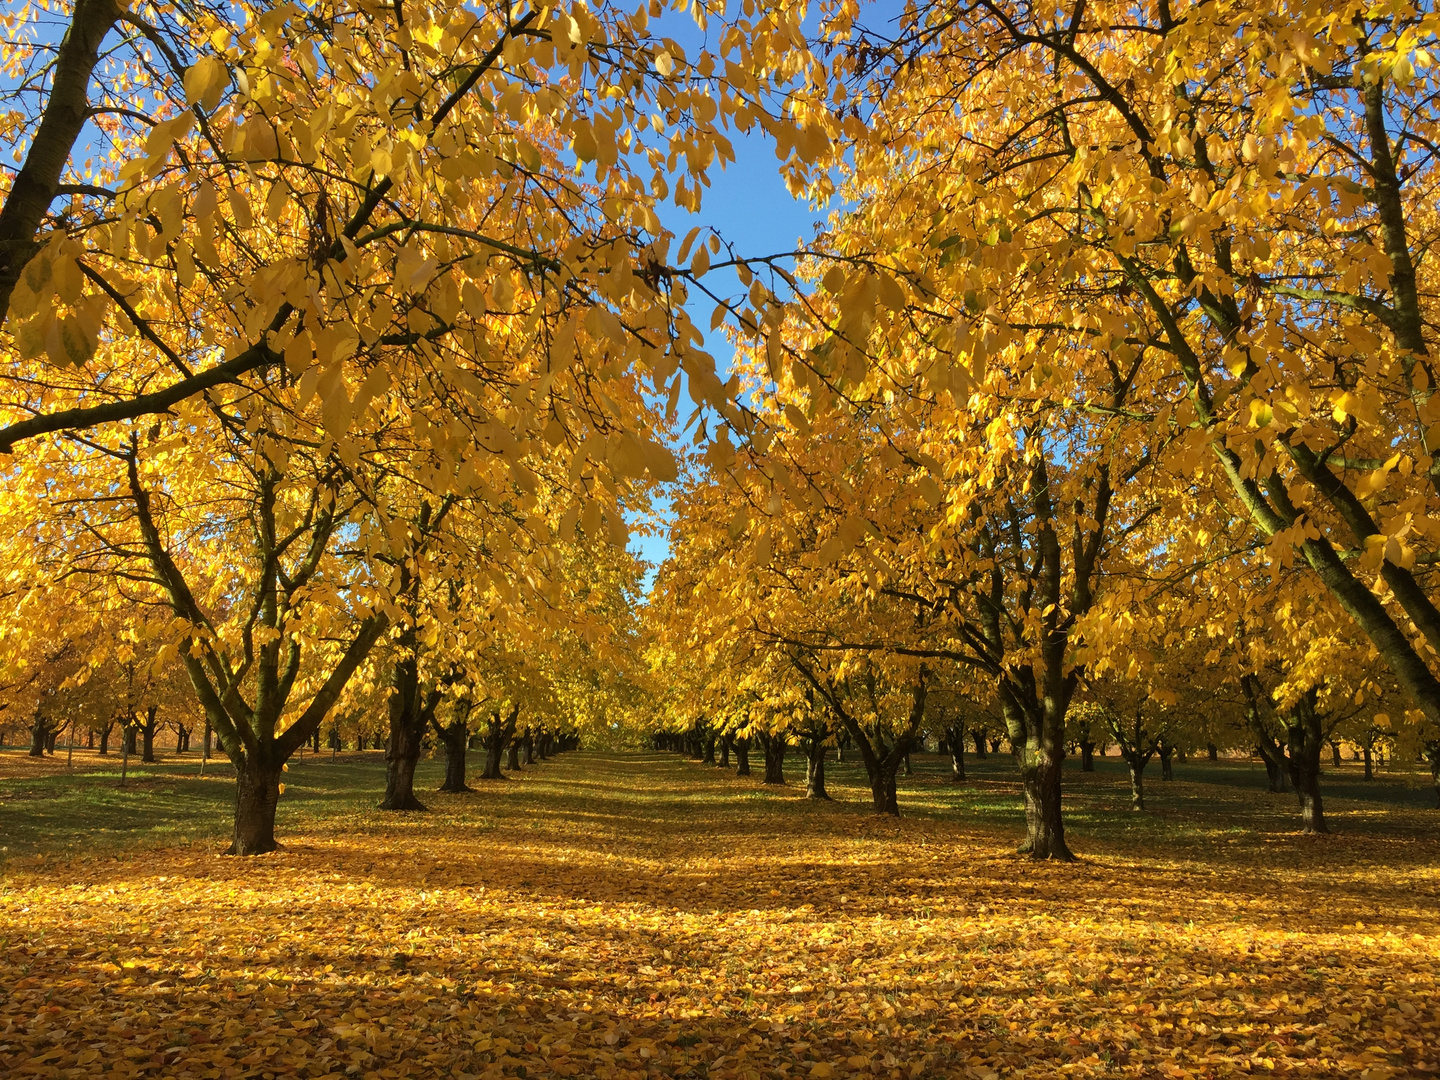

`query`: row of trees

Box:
[640,0,1440,857]
[0,0,784,851]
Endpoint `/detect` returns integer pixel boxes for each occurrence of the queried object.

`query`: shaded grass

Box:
[2,744,1434,865]
[0,749,445,860]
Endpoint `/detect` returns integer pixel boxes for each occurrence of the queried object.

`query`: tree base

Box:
[1018,837,1076,861]
[224,839,281,856]
[438,782,475,794]
[378,794,429,811]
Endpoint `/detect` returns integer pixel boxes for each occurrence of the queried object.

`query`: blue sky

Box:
[625,25,834,580]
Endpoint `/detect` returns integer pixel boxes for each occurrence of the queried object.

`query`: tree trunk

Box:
[1158,743,1173,781]
[482,734,504,779]
[903,749,912,776]
[734,737,751,777]
[1427,745,1440,809]
[229,758,283,856]
[521,734,535,766]
[1363,744,1374,780]
[760,732,786,784]
[140,705,158,762]
[945,725,966,782]
[867,762,900,816]
[1019,743,1074,859]
[1288,703,1330,835]
[1259,751,1288,792]
[1128,757,1147,811]
[703,733,717,765]
[1330,741,1342,767]
[380,670,428,811]
[972,730,987,758]
[480,706,518,780]
[506,740,521,771]
[98,720,113,755]
[805,739,830,799]
[123,725,137,756]
[1079,740,1095,771]
[1207,742,1218,761]
[719,732,732,768]
[437,719,472,792]
[28,711,46,757]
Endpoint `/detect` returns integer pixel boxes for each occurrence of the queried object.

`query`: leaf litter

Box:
[1,752,1438,1079]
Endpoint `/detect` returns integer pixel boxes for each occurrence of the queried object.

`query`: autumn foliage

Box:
[4,0,1440,1074]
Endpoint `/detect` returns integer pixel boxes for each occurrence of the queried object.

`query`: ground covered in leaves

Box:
[2,751,1439,1079]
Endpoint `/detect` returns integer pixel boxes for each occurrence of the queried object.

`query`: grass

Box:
[3,744,1432,864]
[0,748,445,860]
[1,748,1438,1079]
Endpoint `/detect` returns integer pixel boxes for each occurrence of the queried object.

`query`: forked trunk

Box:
[972,731,987,758]
[230,759,283,856]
